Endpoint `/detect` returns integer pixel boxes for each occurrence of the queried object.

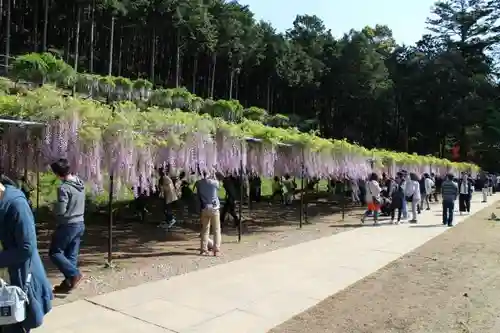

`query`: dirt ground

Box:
[39,196,367,306]
[270,203,500,333]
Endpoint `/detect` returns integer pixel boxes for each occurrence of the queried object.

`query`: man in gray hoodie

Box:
[441,173,458,227]
[48,158,86,294]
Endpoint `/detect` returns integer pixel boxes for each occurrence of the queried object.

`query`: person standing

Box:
[282,174,294,205]
[480,173,488,203]
[441,173,459,226]
[488,174,493,196]
[432,173,441,202]
[390,179,405,224]
[458,173,473,215]
[361,173,382,225]
[399,171,409,220]
[49,158,86,294]
[406,173,421,223]
[350,178,360,204]
[158,168,179,229]
[221,174,240,228]
[0,179,53,332]
[424,173,435,210]
[195,171,222,256]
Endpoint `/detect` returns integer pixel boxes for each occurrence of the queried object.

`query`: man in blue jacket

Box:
[0,179,53,332]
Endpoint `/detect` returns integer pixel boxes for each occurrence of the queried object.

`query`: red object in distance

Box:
[451,144,460,159]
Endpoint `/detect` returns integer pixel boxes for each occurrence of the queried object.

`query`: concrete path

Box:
[34,194,498,333]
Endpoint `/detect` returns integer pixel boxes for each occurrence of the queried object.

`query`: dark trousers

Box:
[49,222,85,279]
[390,207,402,221]
[164,201,176,223]
[442,200,454,226]
[250,186,261,202]
[221,198,239,226]
[430,190,439,202]
[270,190,284,203]
[0,323,27,333]
[458,193,471,212]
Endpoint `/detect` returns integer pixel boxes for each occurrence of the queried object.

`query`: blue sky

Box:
[240,0,437,45]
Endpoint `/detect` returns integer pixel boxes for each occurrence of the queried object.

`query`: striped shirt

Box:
[441,180,458,202]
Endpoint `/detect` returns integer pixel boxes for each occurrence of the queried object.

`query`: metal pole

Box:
[238,155,243,242]
[35,139,40,211]
[299,147,304,228]
[35,143,40,220]
[106,173,114,267]
[342,175,347,220]
[304,176,309,224]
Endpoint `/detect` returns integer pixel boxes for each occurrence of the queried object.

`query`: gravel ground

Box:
[269,203,500,333]
[46,201,368,306]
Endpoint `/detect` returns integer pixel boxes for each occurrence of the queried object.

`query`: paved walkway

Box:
[34,194,498,333]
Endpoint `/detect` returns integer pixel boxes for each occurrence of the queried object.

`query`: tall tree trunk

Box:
[4,0,11,73]
[73,5,81,72]
[0,0,3,47]
[108,16,115,76]
[42,0,49,51]
[64,23,71,63]
[266,77,271,111]
[117,30,123,76]
[210,53,216,98]
[150,28,156,83]
[229,69,234,99]
[234,73,239,100]
[33,0,39,51]
[175,29,181,87]
[89,0,95,72]
[191,54,198,94]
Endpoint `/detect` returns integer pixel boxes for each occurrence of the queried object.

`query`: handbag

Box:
[0,268,31,326]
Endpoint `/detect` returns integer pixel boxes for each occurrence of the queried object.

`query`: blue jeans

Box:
[164,202,176,223]
[49,222,85,279]
[402,199,408,219]
[442,200,454,225]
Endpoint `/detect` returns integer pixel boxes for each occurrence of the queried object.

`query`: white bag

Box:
[0,275,30,326]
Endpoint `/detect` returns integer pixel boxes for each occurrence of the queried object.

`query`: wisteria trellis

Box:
[0,116,471,197]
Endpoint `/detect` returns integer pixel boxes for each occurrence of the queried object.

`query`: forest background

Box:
[0,0,499,169]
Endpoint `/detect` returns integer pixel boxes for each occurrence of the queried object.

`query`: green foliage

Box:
[1,0,499,169]
[11,53,48,83]
[0,78,478,172]
[243,106,268,122]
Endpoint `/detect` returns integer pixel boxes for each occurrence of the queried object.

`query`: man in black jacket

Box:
[221,174,240,228]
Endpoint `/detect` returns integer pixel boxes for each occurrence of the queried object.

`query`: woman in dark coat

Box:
[0,182,53,332]
[390,180,405,224]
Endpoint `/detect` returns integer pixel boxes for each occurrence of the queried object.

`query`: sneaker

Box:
[167,219,177,228]
[53,280,72,294]
[395,220,400,225]
[390,219,394,224]
[410,219,418,223]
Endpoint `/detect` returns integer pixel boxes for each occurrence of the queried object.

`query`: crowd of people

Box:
[357,171,498,226]
[0,157,497,332]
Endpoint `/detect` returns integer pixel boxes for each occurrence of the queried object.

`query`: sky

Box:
[240,0,437,45]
